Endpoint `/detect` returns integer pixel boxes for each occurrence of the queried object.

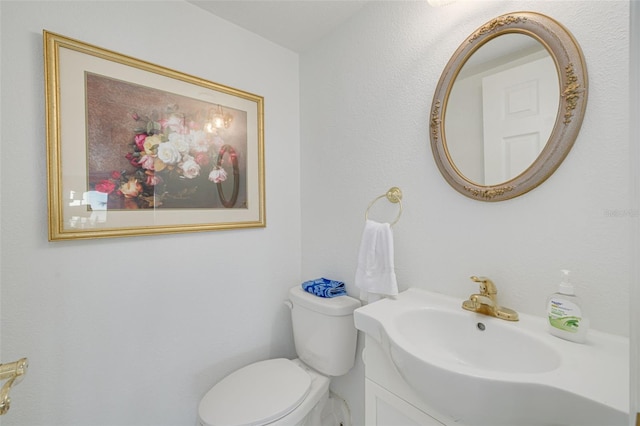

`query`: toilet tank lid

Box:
[289,286,361,316]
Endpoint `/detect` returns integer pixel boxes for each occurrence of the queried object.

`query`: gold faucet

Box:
[0,358,28,415]
[462,276,519,321]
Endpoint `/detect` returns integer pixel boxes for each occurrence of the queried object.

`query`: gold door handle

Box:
[0,358,28,415]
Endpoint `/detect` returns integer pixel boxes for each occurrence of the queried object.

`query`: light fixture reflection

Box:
[205,105,233,132]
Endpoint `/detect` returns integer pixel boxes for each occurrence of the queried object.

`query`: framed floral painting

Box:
[43,31,265,240]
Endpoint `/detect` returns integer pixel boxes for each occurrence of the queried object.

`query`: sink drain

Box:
[476,322,486,331]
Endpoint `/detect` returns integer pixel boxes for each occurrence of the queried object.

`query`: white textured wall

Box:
[300,1,631,424]
[1,1,634,425]
[0,1,300,424]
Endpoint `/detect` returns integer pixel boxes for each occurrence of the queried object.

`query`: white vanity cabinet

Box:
[362,335,451,426]
[365,379,444,426]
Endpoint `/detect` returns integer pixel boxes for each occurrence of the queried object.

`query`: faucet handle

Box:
[470,276,497,295]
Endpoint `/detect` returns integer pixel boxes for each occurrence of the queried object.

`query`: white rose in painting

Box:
[208,167,228,183]
[168,133,190,155]
[181,158,201,179]
[163,114,186,133]
[157,142,182,165]
[189,130,210,153]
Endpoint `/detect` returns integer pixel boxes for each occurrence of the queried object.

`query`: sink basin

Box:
[393,308,561,374]
[355,288,629,426]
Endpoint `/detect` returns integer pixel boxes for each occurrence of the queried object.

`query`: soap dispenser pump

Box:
[546,269,587,343]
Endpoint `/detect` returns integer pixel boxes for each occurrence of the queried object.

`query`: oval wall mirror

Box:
[430,12,588,201]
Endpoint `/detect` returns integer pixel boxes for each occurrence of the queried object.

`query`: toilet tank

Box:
[288,286,361,376]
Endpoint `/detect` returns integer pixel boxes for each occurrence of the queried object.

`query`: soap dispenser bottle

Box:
[546,270,587,343]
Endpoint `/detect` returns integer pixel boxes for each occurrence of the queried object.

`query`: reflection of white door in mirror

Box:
[444,34,557,185]
[482,54,559,185]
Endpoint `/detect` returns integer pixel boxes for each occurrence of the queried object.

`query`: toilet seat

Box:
[198,358,312,426]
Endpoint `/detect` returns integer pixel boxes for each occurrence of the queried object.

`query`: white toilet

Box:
[198,285,361,426]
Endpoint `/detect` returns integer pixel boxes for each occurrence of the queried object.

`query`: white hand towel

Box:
[355,220,398,303]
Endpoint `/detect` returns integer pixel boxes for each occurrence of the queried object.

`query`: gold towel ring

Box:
[365,187,403,226]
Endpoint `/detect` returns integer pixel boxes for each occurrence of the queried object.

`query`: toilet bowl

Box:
[198,286,361,426]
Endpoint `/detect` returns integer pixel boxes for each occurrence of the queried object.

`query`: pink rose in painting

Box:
[194,152,210,166]
[180,158,201,179]
[208,168,227,183]
[145,171,162,186]
[111,171,122,180]
[120,177,143,198]
[134,133,147,151]
[161,114,187,134]
[95,179,116,194]
[139,154,155,170]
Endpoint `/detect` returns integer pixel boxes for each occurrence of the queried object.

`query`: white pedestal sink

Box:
[354,288,629,426]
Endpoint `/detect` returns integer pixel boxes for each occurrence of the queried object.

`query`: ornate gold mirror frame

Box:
[430,12,588,201]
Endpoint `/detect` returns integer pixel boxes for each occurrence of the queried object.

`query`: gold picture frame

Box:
[43,31,265,240]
